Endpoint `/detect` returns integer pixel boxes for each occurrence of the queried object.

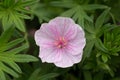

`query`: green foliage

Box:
[0,27,38,80]
[83,71,92,80]
[50,0,108,27]
[0,0,120,80]
[28,69,59,80]
[83,9,110,59]
[0,0,39,32]
[31,2,52,23]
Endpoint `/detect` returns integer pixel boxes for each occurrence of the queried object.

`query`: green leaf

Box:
[0,62,19,78]
[6,38,24,51]
[82,4,108,10]
[83,63,95,70]
[28,68,41,80]
[12,54,38,62]
[101,55,108,63]
[61,5,92,27]
[97,24,117,38]
[3,0,14,7]
[50,1,77,8]
[99,63,114,77]
[4,61,22,73]
[0,0,37,32]
[38,73,59,80]
[93,72,104,80]
[95,8,110,29]
[83,71,92,80]
[84,22,95,35]
[4,0,16,7]
[0,27,14,48]
[30,2,51,23]
[15,7,31,14]
[95,38,108,53]
[0,38,24,52]
[10,12,25,32]
[28,68,59,80]
[2,12,12,30]
[83,40,94,59]
[0,27,38,79]
[61,6,76,17]
[16,12,31,19]
[0,70,6,80]
[6,43,29,55]
[111,77,120,80]
[20,0,39,7]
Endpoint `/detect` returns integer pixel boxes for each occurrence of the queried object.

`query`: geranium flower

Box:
[35,17,86,68]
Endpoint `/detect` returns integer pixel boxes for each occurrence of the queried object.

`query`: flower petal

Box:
[35,23,58,47]
[54,50,83,68]
[67,52,83,63]
[64,24,78,40]
[39,47,62,63]
[66,24,86,55]
[54,52,74,68]
[49,17,76,37]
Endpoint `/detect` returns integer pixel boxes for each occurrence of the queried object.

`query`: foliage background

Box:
[0,0,120,80]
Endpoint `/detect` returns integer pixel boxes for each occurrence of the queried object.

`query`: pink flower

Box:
[35,17,86,68]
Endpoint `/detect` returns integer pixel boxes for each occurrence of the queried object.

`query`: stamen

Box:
[58,45,62,48]
[54,37,67,48]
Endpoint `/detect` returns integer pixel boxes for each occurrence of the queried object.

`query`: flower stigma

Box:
[54,37,67,48]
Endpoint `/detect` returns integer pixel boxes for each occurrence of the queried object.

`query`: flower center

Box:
[54,37,67,48]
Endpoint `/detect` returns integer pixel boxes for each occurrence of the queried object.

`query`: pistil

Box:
[54,37,67,48]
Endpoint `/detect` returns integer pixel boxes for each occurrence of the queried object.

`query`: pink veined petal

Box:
[49,17,76,37]
[35,23,59,47]
[65,24,86,55]
[67,52,83,63]
[65,24,85,41]
[64,23,78,40]
[54,51,74,68]
[54,49,83,68]
[75,24,85,38]
[66,38,85,55]
[65,44,82,56]
[39,47,62,63]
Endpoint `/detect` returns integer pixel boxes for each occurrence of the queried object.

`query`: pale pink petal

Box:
[65,24,86,55]
[54,50,83,68]
[65,24,85,40]
[63,24,78,40]
[54,51,74,68]
[49,17,76,37]
[35,23,58,47]
[64,44,82,56]
[39,47,62,63]
[67,52,83,63]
